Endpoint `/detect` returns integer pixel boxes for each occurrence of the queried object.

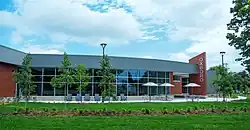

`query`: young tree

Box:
[74,64,90,95]
[227,0,250,72]
[13,55,36,109]
[98,55,116,103]
[50,52,74,108]
[210,65,233,101]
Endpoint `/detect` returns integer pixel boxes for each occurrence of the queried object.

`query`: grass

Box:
[1,113,250,130]
[1,101,250,113]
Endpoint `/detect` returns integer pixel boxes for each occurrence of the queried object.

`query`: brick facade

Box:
[0,62,16,97]
[189,52,207,95]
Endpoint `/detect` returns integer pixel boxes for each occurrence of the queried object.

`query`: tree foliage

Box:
[227,0,250,72]
[74,64,90,93]
[98,55,116,102]
[210,65,233,101]
[50,52,74,96]
[13,55,36,107]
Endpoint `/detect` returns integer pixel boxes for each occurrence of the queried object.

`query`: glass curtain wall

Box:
[29,67,171,96]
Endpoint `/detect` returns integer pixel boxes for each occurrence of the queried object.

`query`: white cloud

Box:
[21,44,63,54]
[0,0,144,45]
[11,31,23,44]
[121,0,244,72]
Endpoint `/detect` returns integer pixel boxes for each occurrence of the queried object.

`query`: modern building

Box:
[0,44,212,99]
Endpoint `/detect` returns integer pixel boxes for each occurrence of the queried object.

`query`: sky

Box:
[0,0,245,72]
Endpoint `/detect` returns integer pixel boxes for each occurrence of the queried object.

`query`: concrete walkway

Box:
[30,96,247,104]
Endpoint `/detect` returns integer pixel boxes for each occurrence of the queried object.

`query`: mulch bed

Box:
[2,108,250,117]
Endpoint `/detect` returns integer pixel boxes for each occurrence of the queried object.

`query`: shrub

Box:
[103,108,107,112]
[233,107,237,112]
[244,107,247,112]
[194,106,199,111]
[52,108,57,111]
[162,109,168,114]
[78,109,84,115]
[42,107,49,112]
[141,108,150,114]
[187,107,192,113]
[17,107,25,113]
[73,108,78,111]
[174,109,180,114]
[222,106,228,112]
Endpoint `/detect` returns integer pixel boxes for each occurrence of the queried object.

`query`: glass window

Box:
[139,84,148,96]
[32,76,42,83]
[117,83,127,96]
[43,83,54,96]
[128,70,138,77]
[68,83,78,96]
[43,76,54,82]
[117,77,128,84]
[158,72,165,79]
[94,83,101,95]
[128,77,138,84]
[32,83,42,96]
[128,84,138,96]
[158,86,166,95]
[32,68,42,75]
[44,68,55,75]
[139,77,148,84]
[166,72,170,79]
[173,75,181,81]
[55,87,64,96]
[139,70,148,78]
[117,70,128,77]
[149,78,157,83]
[94,76,102,83]
[157,78,165,84]
[149,71,157,78]
[94,69,101,76]
[150,86,157,96]
[81,83,92,96]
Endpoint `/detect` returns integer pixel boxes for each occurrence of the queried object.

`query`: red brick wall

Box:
[170,72,182,94]
[0,62,16,97]
[189,52,207,95]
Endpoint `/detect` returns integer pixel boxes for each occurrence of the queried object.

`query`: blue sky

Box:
[0,0,244,72]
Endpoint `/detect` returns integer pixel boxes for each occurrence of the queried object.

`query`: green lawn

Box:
[1,101,249,113]
[1,113,250,130]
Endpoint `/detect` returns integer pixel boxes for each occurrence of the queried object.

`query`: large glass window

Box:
[139,77,148,84]
[166,72,170,79]
[158,72,165,79]
[31,68,42,75]
[117,70,128,77]
[150,86,157,96]
[43,76,54,83]
[149,71,157,78]
[32,76,42,83]
[68,83,78,96]
[94,83,101,95]
[55,87,64,96]
[94,69,101,76]
[173,75,181,81]
[149,78,157,83]
[158,86,166,95]
[117,77,128,84]
[43,83,54,96]
[128,84,137,96]
[157,78,165,84]
[139,70,148,78]
[117,83,127,96]
[44,68,55,75]
[139,84,148,96]
[32,83,42,96]
[94,76,102,83]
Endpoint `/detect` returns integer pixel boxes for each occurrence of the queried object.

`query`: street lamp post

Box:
[100,43,107,58]
[100,43,107,103]
[220,51,226,67]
